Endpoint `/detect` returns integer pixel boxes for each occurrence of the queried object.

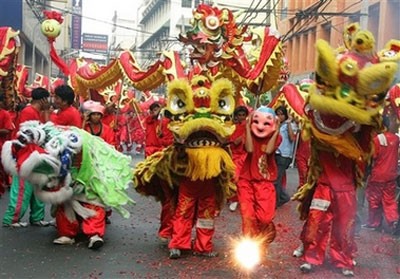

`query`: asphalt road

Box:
[0,154,399,279]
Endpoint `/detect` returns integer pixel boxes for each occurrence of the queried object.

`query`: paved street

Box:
[0,154,399,279]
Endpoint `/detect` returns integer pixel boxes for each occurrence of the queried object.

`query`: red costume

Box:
[301,150,358,269]
[295,135,311,188]
[50,106,82,127]
[237,107,281,253]
[168,177,217,253]
[144,114,162,157]
[230,121,247,182]
[0,109,14,195]
[365,132,399,229]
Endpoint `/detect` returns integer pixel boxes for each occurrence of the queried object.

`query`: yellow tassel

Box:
[185,147,235,181]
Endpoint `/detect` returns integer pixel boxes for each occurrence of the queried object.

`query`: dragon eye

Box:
[219,100,226,108]
[177,100,185,108]
[169,95,187,114]
[205,15,219,30]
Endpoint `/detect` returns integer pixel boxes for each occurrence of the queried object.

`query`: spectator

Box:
[2,87,51,227]
[274,106,298,207]
[363,117,399,233]
[0,94,14,196]
[227,105,249,212]
[50,85,82,128]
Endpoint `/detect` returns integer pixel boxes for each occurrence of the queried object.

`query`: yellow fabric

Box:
[184,147,235,181]
[310,124,363,162]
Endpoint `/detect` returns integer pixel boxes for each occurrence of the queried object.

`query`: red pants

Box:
[158,182,175,239]
[168,178,217,253]
[296,155,309,189]
[237,179,276,244]
[56,203,106,238]
[303,184,357,269]
[365,180,399,227]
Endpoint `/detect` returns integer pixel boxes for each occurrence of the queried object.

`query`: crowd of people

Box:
[0,85,399,277]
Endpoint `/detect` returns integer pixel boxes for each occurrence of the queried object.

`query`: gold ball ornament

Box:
[41,19,61,39]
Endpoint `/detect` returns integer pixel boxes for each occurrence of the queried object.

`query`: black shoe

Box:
[193,251,219,258]
[361,224,379,231]
[169,249,181,259]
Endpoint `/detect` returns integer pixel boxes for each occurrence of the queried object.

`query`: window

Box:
[182,0,192,8]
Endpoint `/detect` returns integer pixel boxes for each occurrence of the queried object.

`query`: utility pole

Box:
[360,0,369,29]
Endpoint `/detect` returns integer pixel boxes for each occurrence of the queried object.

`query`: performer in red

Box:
[82,100,116,224]
[295,130,311,189]
[0,94,14,196]
[144,103,174,243]
[2,87,51,227]
[227,106,249,212]
[144,102,163,157]
[237,106,281,256]
[363,117,399,232]
[82,100,116,147]
[50,85,82,128]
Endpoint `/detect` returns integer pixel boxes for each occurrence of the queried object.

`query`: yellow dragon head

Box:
[166,75,236,147]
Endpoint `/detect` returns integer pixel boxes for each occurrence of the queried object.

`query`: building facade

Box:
[276,0,400,82]
[0,0,74,81]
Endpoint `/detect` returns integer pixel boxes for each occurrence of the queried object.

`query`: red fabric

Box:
[0,109,13,146]
[317,151,356,192]
[144,115,162,157]
[295,137,311,188]
[158,182,175,239]
[230,122,246,163]
[237,179,276,244]
[49,42,70,76]
[158,118,174,147]
[84,123,116,146]
[366,181,399,227]
[50,106,82,127]
[14,105,43,137]
[302,183,357,269]
[16,143,47,171]
[102,113,116,129]
[168,178,217,253]
[369,132,399,182]
[239,135,281,182]
[227,121,247,203]
[55,203,106,238]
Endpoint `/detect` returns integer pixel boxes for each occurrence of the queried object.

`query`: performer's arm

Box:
[244,112,254,153]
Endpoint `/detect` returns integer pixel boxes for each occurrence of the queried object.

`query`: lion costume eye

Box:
[217,95,233,113]
[169,95,187,114]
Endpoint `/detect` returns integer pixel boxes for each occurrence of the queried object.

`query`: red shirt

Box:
[317,151,356,191]
[0,109,14,146]
[369,132,399,182]
[158,118,174,147]
[230,121,246,156]
[102,113,116,129]
[144,115,161,148]
[50,106,82,127]
[84,123,116,147]
[239,135,281,182]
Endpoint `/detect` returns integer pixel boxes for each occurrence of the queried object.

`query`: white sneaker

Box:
[3,222,28,228]
[31,220,50,227]
[229,202,238,212]
[88,235,104,249]
[300,263,312,273]
[292,243,304,257]
[53,236,75,245]
[342,269,354,277]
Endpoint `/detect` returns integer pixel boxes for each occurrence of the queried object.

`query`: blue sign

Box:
[71,0,82,49]
[0,0,23,30]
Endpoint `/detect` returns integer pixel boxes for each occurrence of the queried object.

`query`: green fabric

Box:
[2,176,45,224]
[71,129,135,218]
